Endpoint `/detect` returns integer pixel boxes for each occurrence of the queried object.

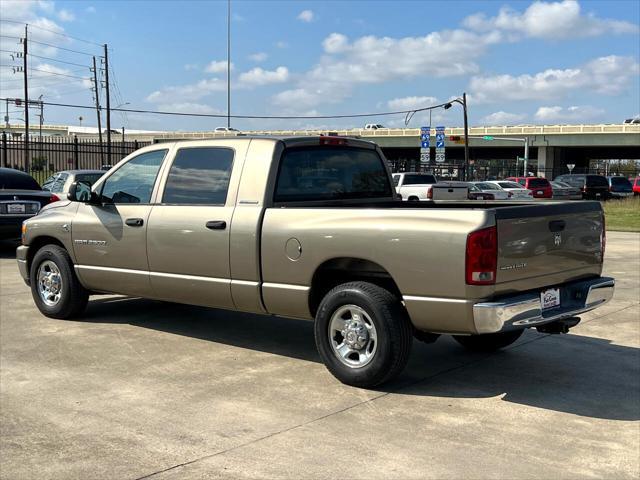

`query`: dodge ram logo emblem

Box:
[554,233,562,246]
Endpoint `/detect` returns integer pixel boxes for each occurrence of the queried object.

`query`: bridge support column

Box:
[537,146,554,178]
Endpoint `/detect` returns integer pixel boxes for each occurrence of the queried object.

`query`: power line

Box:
[0,65,89,80]
[27,39,97,57]
[0,19,104,47]
[0,97,453,120]
[20,52,90,69]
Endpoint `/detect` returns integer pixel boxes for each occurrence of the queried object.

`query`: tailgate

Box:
[431,183,468,200]
[495,202,603,288]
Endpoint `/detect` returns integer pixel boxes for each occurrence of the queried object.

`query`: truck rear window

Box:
[402,174,437,185]
[274,147,392,202]
[586,175,608,187]
[527,178,549,188]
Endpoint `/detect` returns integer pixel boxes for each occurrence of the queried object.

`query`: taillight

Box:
[319,136,347,146]
[50,194,61,202]
[466,226,497,285]
[609,186,613,192]
[427,187,433,199]
[581,186,587,192]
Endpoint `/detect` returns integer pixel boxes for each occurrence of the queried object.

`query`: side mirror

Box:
[68,180,100,204]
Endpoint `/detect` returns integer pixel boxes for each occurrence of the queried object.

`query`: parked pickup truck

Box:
[17,136,614,388]
[392,172,469,201]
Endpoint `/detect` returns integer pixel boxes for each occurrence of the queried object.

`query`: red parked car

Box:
[505,176,553,198]
[632,177,640,196]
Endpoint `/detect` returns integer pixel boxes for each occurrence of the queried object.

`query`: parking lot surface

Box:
[1,232,638,480]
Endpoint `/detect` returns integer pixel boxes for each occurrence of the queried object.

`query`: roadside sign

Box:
[435,126,445,163]
[421,141,429,149]
[420,126,430,164]
[420,152,430,163]
[567,163,575,173]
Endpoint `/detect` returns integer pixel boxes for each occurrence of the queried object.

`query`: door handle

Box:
[206,220,227,230]
[125,218,144,227]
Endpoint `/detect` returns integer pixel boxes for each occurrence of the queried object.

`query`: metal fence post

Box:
[73,135,79,170]
[1,132,6,168]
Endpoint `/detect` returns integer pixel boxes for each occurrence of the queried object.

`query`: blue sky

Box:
[0,0,638,131]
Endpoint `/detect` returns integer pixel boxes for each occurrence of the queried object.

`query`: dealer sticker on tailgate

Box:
[541,288,561,310]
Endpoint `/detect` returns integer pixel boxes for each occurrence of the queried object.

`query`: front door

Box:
[72,148,168,297]
[146,145,242,308]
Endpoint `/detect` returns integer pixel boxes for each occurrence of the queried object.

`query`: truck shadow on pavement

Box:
[83,295,640,422]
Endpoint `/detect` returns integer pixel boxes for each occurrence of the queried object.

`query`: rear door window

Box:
[609,177,632,190]
[162,147,234,205]
[274,147,392,202]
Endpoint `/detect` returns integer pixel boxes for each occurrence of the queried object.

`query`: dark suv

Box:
[554,174,610,200]
[605,176,633,199]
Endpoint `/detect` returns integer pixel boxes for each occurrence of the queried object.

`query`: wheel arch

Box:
[308,257,402,317]
[26,236,68,274]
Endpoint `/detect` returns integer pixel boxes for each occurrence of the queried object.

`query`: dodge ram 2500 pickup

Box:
[17,136,614,387]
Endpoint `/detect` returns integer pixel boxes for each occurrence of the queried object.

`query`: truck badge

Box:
[554,233,562,246]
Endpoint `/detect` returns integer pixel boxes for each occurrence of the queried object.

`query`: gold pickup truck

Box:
[16,137,614,387]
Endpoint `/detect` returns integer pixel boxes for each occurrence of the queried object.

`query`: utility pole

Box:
[462,92,469,181]
[103,44,111,165]
[91,56,104,163]
[227,0,231,128]
[23,24,29,171]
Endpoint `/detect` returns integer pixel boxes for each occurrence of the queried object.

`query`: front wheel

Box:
[30,244,89,319]
[453,329,524,352]
[314,282,412,388]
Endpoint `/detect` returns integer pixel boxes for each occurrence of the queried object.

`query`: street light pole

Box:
[443,93,470,181]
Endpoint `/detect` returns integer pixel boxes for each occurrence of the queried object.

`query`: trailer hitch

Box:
[536,317,581,334]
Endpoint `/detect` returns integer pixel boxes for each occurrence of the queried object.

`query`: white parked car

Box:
[364,124,385,130]
[468,182,511,200]
[485,180,534,199]
[214,127,240,133]
[393,173,469,201]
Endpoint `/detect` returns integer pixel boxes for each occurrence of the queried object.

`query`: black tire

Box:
[314,281,412,388]
[407,196,419,202]
[30,244,89,319]
[453,329,524,352]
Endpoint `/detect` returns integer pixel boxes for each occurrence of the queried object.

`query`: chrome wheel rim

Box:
[37,260,63,307]
[328,304,377,368]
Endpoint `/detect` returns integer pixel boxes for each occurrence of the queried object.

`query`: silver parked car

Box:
[42,170,105,198]
[469,182,510,200]
[550,181,582,200]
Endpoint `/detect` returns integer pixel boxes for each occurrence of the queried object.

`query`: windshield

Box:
[586,175,609,187]
[274,147,392,202]
[610,177,632,190]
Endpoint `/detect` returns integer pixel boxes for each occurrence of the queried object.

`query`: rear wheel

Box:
[30,245,88,319]
[407,196,419,202]
[314,282,412,388]
[453,329,524,352]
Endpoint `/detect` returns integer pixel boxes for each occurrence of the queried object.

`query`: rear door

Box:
[146,144,247,308]
[586,175,609,198]
[495,203,603,290]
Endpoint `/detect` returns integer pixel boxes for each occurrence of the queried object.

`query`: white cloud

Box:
[534,105,605,123]
[272,29,500,110]
[238,66,289,87]
[470,55,640,103]
[249,52,268,62]
[146,78,227,103]
[205,60,233,74]
[387,96,438,111]
[57,9,75,22]
[297,10,315,23]
[481,111,527,125]
[275,41,288,48]
[272,88,325,110]
[155,103,221,115]
[463,0,639,40]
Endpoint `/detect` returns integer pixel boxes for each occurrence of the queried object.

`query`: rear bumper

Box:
[16,245,30,285]
[473,276,614,334]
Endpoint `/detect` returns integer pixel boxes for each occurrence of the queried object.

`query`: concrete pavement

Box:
[0,232,638,479]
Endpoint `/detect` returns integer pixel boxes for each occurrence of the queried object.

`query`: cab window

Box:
[101,149,167,204]
[162,147,234,205]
